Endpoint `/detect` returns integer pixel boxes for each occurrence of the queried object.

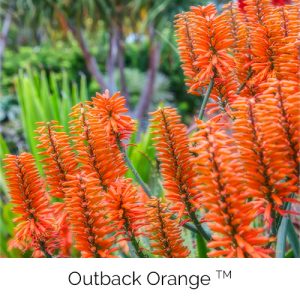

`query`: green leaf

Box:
[196,232,208,258]
[287,219,300,258]
[276,203,291,258]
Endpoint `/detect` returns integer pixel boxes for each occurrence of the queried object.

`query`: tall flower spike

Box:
[150,107,201,227]
[231,96,298,230]
[63,172,117,258]
[35,121,76,198]
[258,79,299,167]
[244,0,288,84]
[102,178,148,257]
[147,198,189,258]
[4,153,59,257]
[275,4,300,82]
[90,90,135,143]
[69,102,127,190]
[191,121,270,258]
[174,11,199,94]
[254,90,299,208]
[222,2,253,94]
[221,2,240,53]
[189,4,235,90]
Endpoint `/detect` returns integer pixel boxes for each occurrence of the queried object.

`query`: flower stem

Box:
[130,235,148,258]
[198,77,215,120]
[39,241,52,258]
[237,69,253,95]
[117,138,152,198]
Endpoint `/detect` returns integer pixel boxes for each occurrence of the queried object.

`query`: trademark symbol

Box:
[216,270,232,279]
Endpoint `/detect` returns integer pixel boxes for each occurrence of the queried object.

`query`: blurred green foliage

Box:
[2,29,199,111]
[2,41,85,92]
[15,68,88,171]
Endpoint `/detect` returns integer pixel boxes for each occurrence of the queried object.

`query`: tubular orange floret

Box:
[4,153,59,257]
[69,102,127,189]
[63,172,117,258]
[35,121,76,198]
[150,107,200,220]
[102,178,148,257]
[147,198,189,258]
[191,120,270,258]
[90,90,135,143]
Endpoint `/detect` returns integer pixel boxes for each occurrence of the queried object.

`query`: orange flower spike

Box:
[276,3,299,40]
[284,92,300,161]
[69,102,127,189]
[147,198,189,258]
[189,4,235,88]
[254,89,298,199]
[250,24,279,83]
[63,172,117,258]
[35,121,76,198]
[232,97,273,202]
[174,11,199,94]
[232,95,298,230]
[243,0,290,84]
[222,2,253,91]
[221,2,240,51]
[274,4,300,81]
[258,79,299,163]
[175,4,235,93]
[191,120,270,258]
[90,90,135,142]
[4,153,59,257]
[102,179,148,258]
[244,0,275,26]
[150,107,200,221]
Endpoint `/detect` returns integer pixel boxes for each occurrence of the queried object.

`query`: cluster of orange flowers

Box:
[175,0,299,256]
[3,0,299,258]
